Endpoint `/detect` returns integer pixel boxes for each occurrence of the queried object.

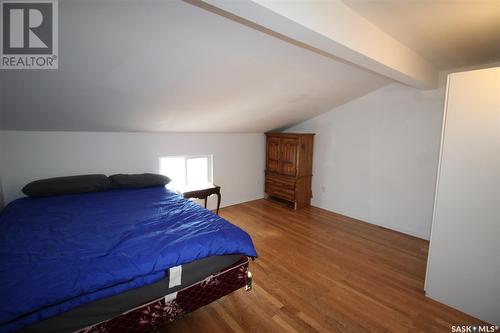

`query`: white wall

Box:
[0,131,265,209]
[287,83,444,239]
[425,68,500,325]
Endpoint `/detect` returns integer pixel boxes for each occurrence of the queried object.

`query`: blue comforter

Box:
[0,187,257,332]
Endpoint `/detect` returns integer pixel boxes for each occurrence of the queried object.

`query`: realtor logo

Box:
[1,0,58,69]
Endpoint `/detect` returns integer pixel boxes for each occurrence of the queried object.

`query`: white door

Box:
[425,67,500,325]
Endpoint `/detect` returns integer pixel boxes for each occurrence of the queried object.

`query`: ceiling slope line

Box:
[190,0,438,89]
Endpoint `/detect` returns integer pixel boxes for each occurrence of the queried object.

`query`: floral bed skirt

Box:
[75,257,250,333]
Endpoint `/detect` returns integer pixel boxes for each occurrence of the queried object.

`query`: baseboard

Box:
[312,204,430,241]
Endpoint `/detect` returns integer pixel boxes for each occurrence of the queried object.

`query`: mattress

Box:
[0,187,257,332]
[20,254,244,333]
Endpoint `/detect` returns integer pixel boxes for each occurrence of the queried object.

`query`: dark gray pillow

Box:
[22,174,112,197]
[109,173,171,189]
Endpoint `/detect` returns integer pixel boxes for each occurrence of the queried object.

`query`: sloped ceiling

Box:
[343,0,500,70]
[0,0,388,133]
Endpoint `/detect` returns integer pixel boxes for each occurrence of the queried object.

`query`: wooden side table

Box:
[181,184,221,215]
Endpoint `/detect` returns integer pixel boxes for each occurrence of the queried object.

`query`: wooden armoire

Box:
[265,133,314,209]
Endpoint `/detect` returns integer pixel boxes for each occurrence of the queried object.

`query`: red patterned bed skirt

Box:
[75,257,250,333]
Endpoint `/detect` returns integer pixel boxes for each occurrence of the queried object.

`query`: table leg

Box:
[216,192,221,215]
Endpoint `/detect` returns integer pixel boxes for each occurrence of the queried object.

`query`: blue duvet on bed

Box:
[0,187,257,332]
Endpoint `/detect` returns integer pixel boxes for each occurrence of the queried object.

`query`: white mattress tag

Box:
[164,292,178,303]
[168,265,182,288]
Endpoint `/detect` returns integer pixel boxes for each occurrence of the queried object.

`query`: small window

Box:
[160,155,213,190]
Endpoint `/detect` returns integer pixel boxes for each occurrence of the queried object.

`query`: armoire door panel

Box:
[266,137,281,173]
[280,138,298,176]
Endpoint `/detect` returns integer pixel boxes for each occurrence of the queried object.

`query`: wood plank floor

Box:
[160,199,488,333]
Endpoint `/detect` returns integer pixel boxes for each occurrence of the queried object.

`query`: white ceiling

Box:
[0,0,388,133]
[343,0,500,70]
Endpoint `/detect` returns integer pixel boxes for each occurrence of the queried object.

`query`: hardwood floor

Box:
[161,199,488,333]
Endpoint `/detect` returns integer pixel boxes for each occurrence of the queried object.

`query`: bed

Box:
[0,186,257,333]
